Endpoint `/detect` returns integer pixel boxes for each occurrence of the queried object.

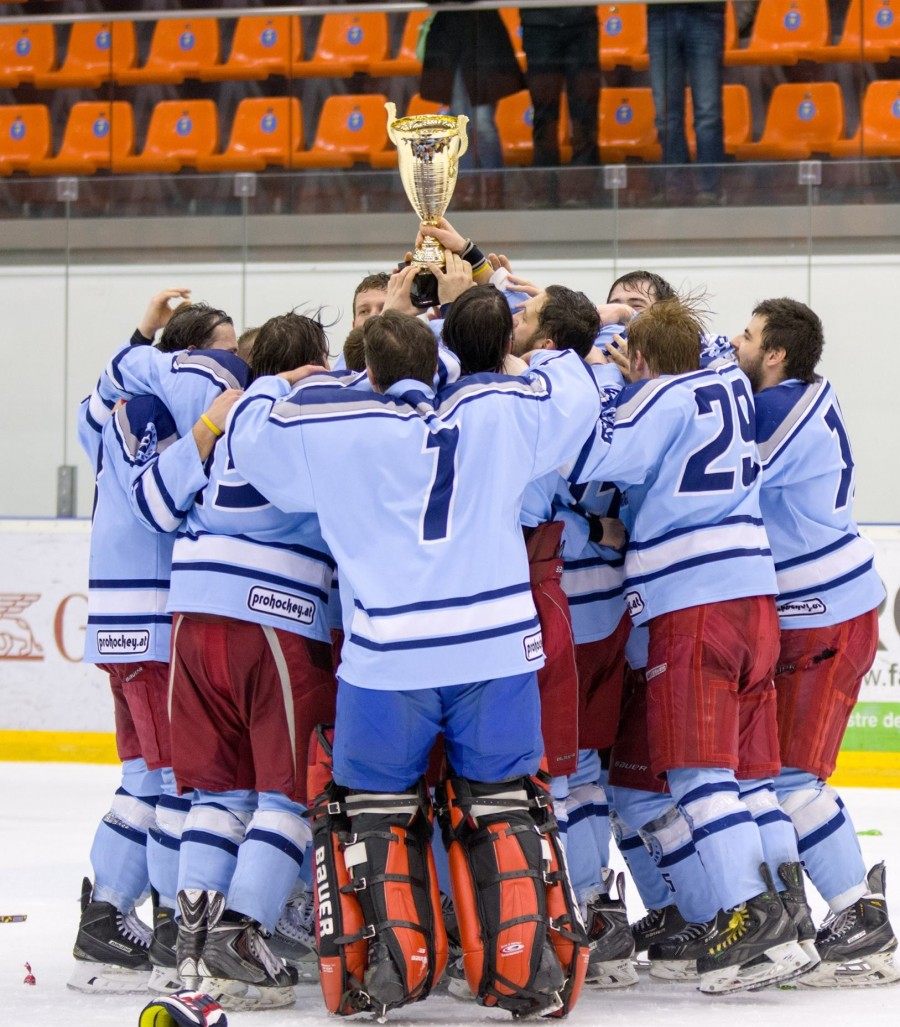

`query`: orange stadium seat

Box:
[406,94,450,118]
[115,18,220,86]
[500,7,527,71]
[28,101,134,176]
[734,82,844,159]
[814,0,900,62]
[198,15,303,81]
[112,100,218,173]
[293,94,390,168]
[726,0,829,65]
[685,83,752,156]
[598,4,649,72]
[293,13,389,78]
[369,10,431,77]
[495,88,573,166]
[0,104,51,175]
[829,79,900,156]
[195,97,304,171]
[598,88,661,162]
[0,23,56,87]
[32,21,136,90]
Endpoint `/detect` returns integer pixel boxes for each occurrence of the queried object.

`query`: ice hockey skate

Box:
[582,869,639,988]
[647,914,728,981]
[631,903,689,960]
[197,892,296,1010]
[697,865,810,993]
[778,861,821,971]
[148,890,181,993]
[267,889,318,982]
[68,877,153,993]
[176,888,211,990]
[799,862,900,989]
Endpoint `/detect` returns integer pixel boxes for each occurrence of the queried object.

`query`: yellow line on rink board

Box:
[1,731,899,787]
[0,730,118,764]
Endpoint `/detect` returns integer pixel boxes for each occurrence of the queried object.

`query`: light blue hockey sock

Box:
[610,809,672,912]
[90,758,161,911]
[147,767,192,910]
[775,766,867,911]
[561,750,609,903]
[227,791,312,932]
[177,789,255,901]
[738,778,800,891]
[668,767,767,911]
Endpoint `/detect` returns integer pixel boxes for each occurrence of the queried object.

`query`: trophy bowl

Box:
[385,102,469,269]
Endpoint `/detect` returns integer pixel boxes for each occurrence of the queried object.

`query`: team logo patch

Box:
[777,598,826,617]
[646,662,667,682]
[97,630,150,654]
[523,630,544,661]
[625,591,645,616]
[247,586,315,624]
[500,941,525,956]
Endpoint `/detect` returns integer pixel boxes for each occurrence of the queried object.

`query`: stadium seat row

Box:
[2,1,899,92]
[2,80,898,177]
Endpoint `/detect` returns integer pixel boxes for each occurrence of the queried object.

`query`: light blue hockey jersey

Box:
[166,428,334,643]
[82,396,208,664]
[569,366,777,626]
[755,377,884,628]
[227,350,601,690]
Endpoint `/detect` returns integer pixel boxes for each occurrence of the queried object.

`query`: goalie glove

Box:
[138,990,227,1027]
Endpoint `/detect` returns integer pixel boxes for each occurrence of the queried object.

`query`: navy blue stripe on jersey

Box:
[625,546,773,588]
[352,581,532,617]
[777,558,875,602]
[173,562,330,603]
[627,514,765,553]
[90,577,170,589]
[350,615,540,652]
[775,534,858,572]
[88,614,171,625]
[177,528,335,569]
[758,380,830,468]
[564,553,626,571]
[568,585,625,606]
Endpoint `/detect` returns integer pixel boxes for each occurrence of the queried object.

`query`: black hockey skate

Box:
[647,913,727,981]
[583,869,638,988]
[268,889,318,981]
[148,889,181,993]
[777,861,821,972]
[632,904,689,957]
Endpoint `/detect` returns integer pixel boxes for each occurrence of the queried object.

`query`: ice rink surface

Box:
[1,762,898,1027]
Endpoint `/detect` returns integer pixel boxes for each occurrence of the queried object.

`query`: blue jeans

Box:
[451,68,503,170]
[647,3,725,190]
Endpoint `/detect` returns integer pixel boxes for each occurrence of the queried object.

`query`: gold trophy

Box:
[385,101,469,307]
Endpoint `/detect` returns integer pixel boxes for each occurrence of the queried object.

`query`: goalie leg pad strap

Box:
[438,774,589,1016]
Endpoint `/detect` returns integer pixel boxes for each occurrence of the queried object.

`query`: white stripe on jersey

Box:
[88,588,169,615]
[137,472,182,533]
[562,561,625,599]
[775,534,874,595]
[629,520,770,580]
[351,589,536,645]
[173,533,331,592]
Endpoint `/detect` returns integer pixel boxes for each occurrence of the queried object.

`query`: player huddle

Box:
[70,221,897,1023]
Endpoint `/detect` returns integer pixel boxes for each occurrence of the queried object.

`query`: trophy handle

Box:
[453,115,469,162]
[385,101,400,146]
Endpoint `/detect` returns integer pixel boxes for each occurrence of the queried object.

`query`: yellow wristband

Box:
[200,413,223,437]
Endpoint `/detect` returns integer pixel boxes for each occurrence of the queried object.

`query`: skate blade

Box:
[148,965,183,993]
[201,976,296,1010]
[447,976,476,1002]
[797,949,900,989]
[67,960,151,993]
[700,940,809,994]
[648,959,699,982]
[584,957,639,988]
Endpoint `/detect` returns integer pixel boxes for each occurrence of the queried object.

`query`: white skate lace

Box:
[632,908,666,934]
[274,893,316,945]
[823,905,859,940]
[117,910,152,948]
[670,921,711,943]
[249,927,288,981]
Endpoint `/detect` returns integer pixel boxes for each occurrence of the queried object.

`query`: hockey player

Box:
[731,297,898,987]
[71,298,246,993]
[569,296,810,993]
[227,309,597,1018]
[164,313,339,1011]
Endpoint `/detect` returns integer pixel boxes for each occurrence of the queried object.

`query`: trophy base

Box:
[409,269,439,310]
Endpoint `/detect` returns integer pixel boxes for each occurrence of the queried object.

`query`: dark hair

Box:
[627,297,703,375]
[441,285,513,375]
[752,297,823,383]
[538,285,602,358]
[353,272,390,312]
[341,325,367,372]
[363,310,437,391]
[248,312,329,380]
[157,303,233,353]
[606,270,676,305]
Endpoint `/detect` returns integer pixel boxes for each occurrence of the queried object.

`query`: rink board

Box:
[2,519,900,786]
